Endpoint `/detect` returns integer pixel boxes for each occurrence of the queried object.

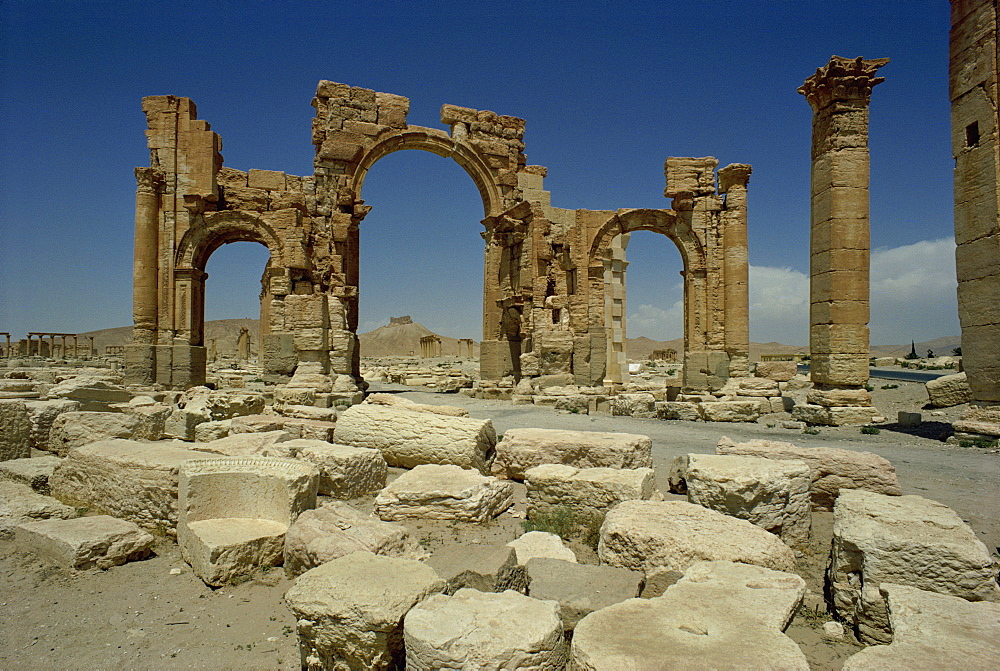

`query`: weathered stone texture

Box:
[404,588,567,669]
[294,440,386,498]
[598,500,796,576]
[571,561,808,670]
[671,453,812,549]
[522,557,644,632]
[925,371,974,407]
[0,399,32,461]
[374,464,513,523]
[47,412,143,456]
[24,399,79,451]
[0,455,62,494]
[335,404,496,474]
[283,501,425,577]
[284,551,445,671]
[15,515,154,570]
[362,393,468,417]
[0,481,75,539]
[716,436,900,510]
[492,427,652,481]
[828,489,1000,644]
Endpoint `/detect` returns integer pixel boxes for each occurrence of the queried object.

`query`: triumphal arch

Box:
[126,81,750,394]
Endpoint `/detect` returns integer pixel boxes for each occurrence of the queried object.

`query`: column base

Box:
[792,404,882,426]
[951,404,1000,443]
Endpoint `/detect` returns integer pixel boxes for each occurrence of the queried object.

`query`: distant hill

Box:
[358,316,479,358]
[869,336,962,358]
[79,318,259,357]
[626,335,961,361]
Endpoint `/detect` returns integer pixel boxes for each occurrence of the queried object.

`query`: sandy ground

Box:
[1,379,998,670]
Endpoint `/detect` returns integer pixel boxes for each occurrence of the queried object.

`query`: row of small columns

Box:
[2,333,95,358]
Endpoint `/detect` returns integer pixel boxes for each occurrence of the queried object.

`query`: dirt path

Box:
[1,380,997,670]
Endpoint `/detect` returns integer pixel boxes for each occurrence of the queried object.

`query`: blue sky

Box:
[0,0,958,345]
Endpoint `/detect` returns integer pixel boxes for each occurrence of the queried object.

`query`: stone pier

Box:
[794,56,888,426]
[420,336,442,359]
[950,0,1000,441]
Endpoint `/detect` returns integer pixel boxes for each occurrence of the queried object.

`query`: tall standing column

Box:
[950,0,1000,440]
[719,163,752,378]
[795,56,888,426]
[126,167,163,384]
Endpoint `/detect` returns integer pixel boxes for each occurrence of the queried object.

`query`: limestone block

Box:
[181,387,266,420]
[0,455,62,494]
[699,400,762,422]
[841,583,1000,670]
[523,557,644,631]
[716,437,900,510]
[0,378,37,395]
[425,544,519,594]
[897,411,922,427]
[571,560,808,670]
[598,500,796,576]
[230,414,286,433]
[195,430,292,457]
[193,419,232,442]
[807,387,872,407]
[525,464,655,540]
[953,403,1000,437]
[755,361,798,381]
[24,399,79,450]
[0,399,32,461]
[362,393,468,417]
[284,501,426,577]
[15,515,153,570]
[720,377,780,397]
[0,481,75,539]
[285,551,445,671]
[177,457,318,586]
[828,489,1000,644]
[280,404,337,422]
[45,377,131,410]
[670,454,811,549]
[404,588,567,669]
[492,427,652,481]
[375,464,513,523]
[48,412,142,456]
[925,371,973,407]
[295,440,387,497]
[282,418,337,442]
[119,402,171,440]
[335,404,496,474]
[506,531,577,565]
[163,404,212,440]
[610,392,656,417]
[791,402,879,426]
[655,401,702,421]
[49,439,210,533]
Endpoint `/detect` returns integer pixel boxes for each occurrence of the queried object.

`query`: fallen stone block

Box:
[841,583,1000,670]
[755,361,798,381]
[279,417,337,442]
[193,419,232,442]
[47,411,143,456]
[177,456,318,586]
[49,439,210,533]
[0,455,62,493]
[611,392,656,417]
[15,515,154,570]
[717,436,901,510]
[163,404,211,441]
[925,371,973,408]
[492,427,652,481]
[404,588,567,669]
[363,393,468,417]
[194,430,293,457]
[425,544,519,594]
[0,481,75,539]
[280,404,337,422]
[119,403,170,441]
[669,453,811,549]
[295,440,386,498]
[24,399,79,450]
[655,401,701,421]
[523,557,644,631]
[179,386,267,420]
[571,560,807,670]
[699,400,762,422]
[285,551,445,671]
[230,414,287,434]
[284,501,426,577]
[336,404,496,473]
[828,489,1000,644]
[598,500,796,576]
[525,464,655,542]
[375,464,513,523]
[497,531,578,593]
[791,403,879,426]
[0,399,32,461]
[45,377,131,411]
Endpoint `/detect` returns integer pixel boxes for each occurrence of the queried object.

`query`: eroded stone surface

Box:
[670,453,811,549]
[404,588,567,670]
[284,501,425,577]
[492,427,652,481]
[571,560,807,670]
[0,455,62,494]
[295,440,387,498]
[48,412,143,456]
[523,557,644,631]
[716,436,900,510]
[24,399,79,451]
[598,500,796,576]
[0,399,32,461]
[285,551,445,671]
[841,583,1000,670]
[363,393,468,417]
[15,515,154,569]
[374,464,513,523]
[336,404,496,474]
[0,480,75,539]
[828,489,1000,644]
[196,430,293,457]
[925,371,973,408]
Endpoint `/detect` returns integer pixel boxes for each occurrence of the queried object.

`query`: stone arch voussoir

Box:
[175,210,285,271]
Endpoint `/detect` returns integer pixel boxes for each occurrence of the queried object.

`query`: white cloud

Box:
[749,265,809,344]
[627,301,684,340]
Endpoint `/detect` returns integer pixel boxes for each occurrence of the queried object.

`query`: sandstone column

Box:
[718,163,752,377]
[950,0,1000,440]
[795,56,888,426]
